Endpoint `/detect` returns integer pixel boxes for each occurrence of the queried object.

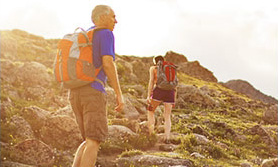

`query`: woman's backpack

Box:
[156,61,178,90]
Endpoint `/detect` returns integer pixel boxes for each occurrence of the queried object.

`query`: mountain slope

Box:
[1,29,277,167]
[224,79,278,104]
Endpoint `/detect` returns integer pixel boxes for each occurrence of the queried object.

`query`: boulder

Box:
[110,118,140,133]
[107,88,140,120]
[24,85,49,101]
[124,93,147,115]
[10,139,54,166]
[261,158,278,167]
[159,144,178,152]
[15,61,52,87]
[52,105,75,118]
[20,106,50,132]
[177,85,217,108]
[40,115,82,149]
[240,162,252,167]
[190,152,205,159]
[10,115,35,140]
[131,60,151,84]
[1,97,13,121]
[100,125,138,154]
[108,125,137,139]
[122,97,140,120]
[0,59,18,83]
[116,58,138,83]
[193,133,210,145]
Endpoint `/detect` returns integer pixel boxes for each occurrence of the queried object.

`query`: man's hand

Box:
[102,55,124,112]
[115,95,124,112]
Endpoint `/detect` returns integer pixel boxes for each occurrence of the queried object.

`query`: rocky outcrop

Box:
[179,61,218,82]
[164,51,217,82]
[176,84,218,108]
[164,51,188,65]
[224,79,278,104]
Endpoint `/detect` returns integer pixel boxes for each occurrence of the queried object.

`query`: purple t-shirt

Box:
[89,28,115,93]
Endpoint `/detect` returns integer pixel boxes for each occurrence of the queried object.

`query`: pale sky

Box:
[1,0,278,99]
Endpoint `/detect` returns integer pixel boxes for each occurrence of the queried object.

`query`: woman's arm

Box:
[147,66,155,103]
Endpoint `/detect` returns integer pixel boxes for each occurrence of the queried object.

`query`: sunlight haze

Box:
[1,0,277,99]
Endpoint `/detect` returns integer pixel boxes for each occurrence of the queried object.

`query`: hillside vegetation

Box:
[0,29,277,167]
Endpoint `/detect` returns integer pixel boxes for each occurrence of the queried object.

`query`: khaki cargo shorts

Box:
[69,85,108,142]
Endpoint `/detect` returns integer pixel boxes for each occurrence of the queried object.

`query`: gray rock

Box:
[40,115,82,149]
[10,115,35,140]
[159,144,177,152]
[15,61,52,87]
[10,139,54,166]
[108,125,137,139]
[177,85,217,108]
[190,152,205,159]
[193,133,209,145]
[20,106,50,132]
[106,88,140,120]
[117,154,194,167]
[261,158,278,167]
[240,162,252,167]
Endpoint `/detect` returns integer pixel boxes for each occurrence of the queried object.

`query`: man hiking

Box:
[70,5,124,167]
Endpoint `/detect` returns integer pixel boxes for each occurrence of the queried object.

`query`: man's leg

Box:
[163,103,172,141]
[80,138,100,167]
[147,100,161,135]
[72,141,86,167]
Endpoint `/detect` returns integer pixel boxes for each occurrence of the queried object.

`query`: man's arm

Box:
[102,55,124,111]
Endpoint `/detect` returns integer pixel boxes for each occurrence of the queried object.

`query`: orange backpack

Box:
[54,28,104,89]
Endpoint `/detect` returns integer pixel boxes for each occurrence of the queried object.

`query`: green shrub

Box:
[119,149,143,158]
[129,133,157,150]
[204,142,228,159]
[178,133,197,153]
